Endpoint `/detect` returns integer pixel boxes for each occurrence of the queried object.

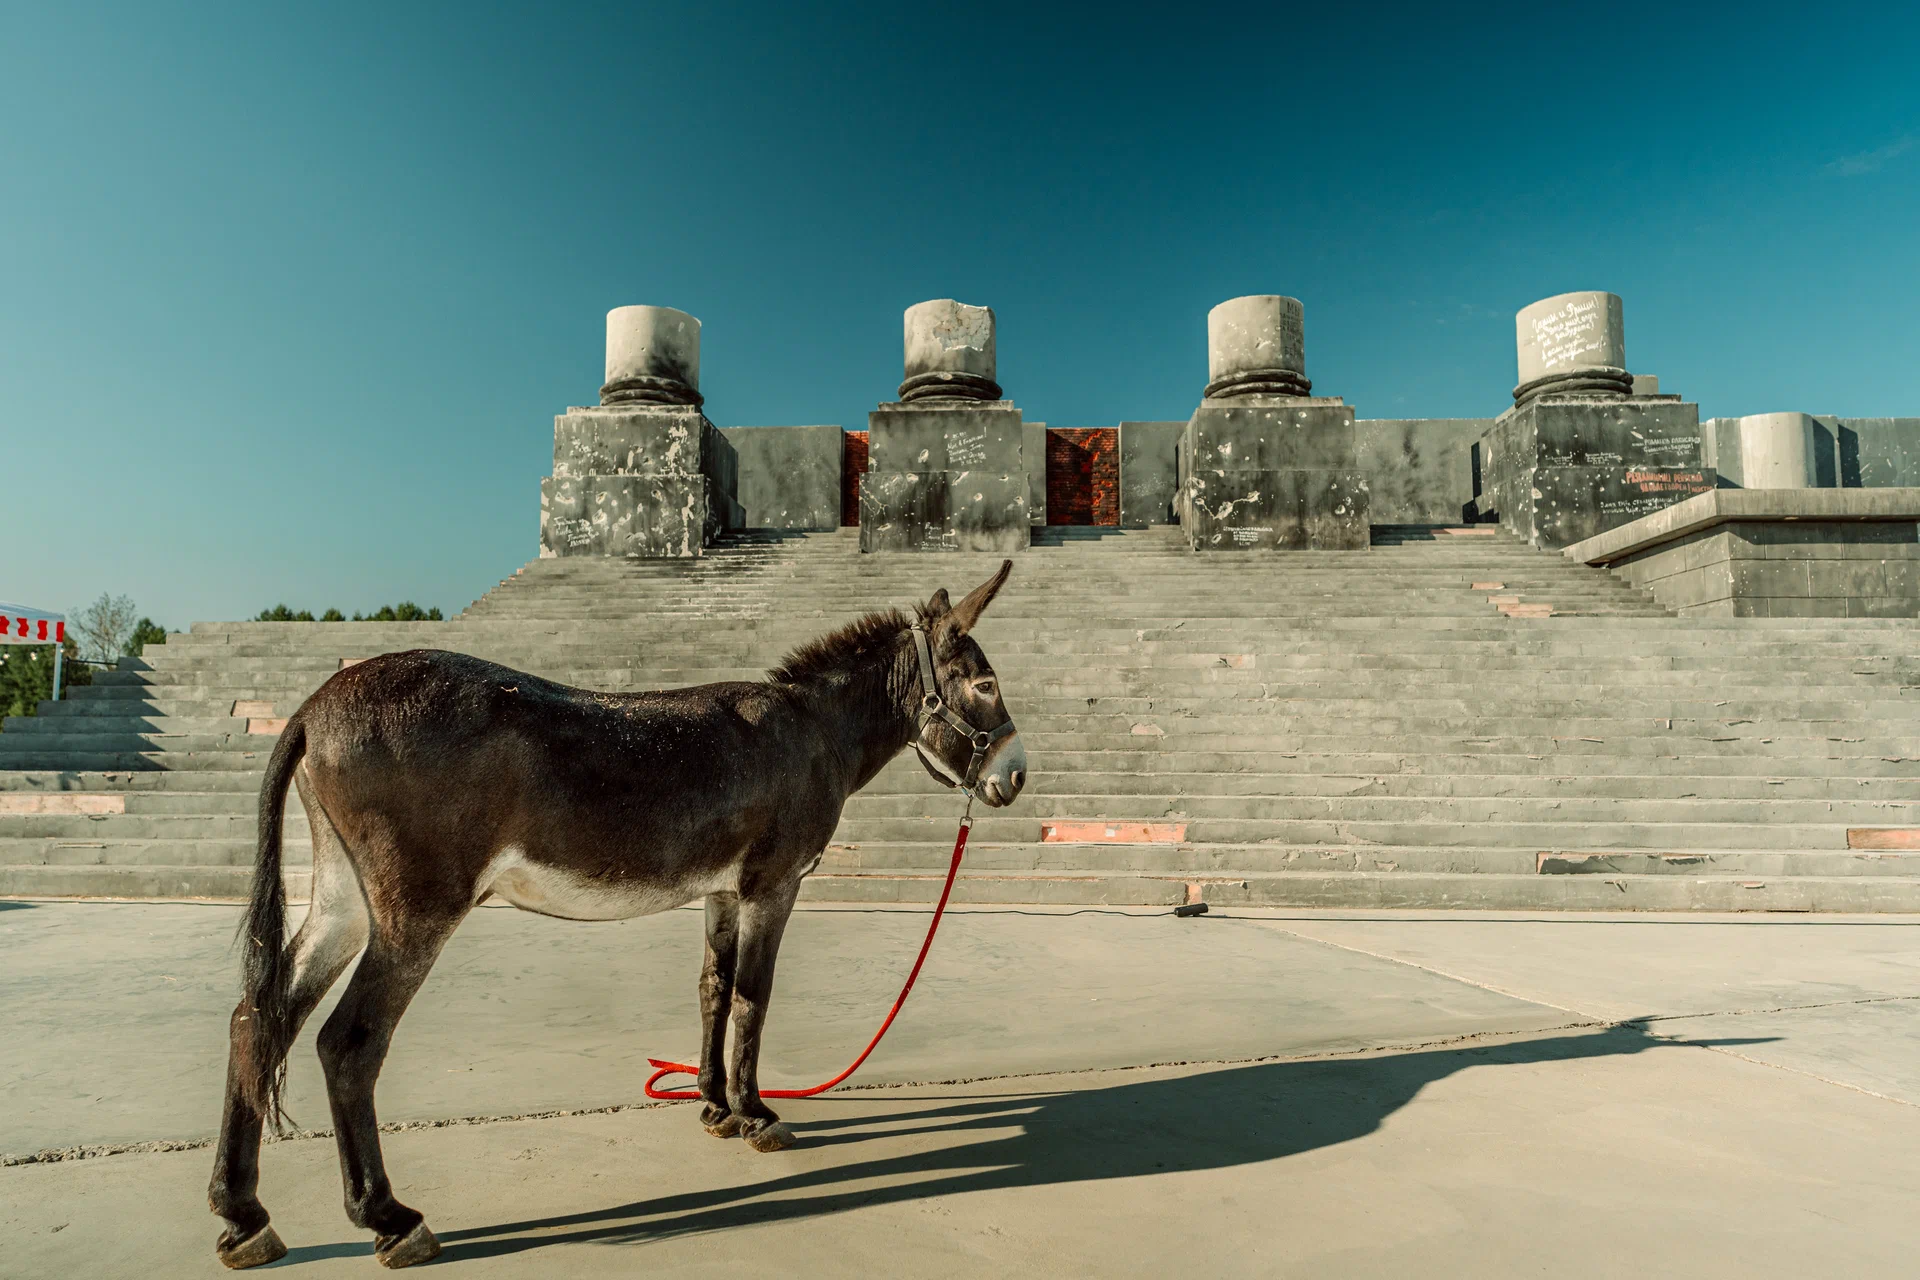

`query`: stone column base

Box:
[858,471,1029,552]
[1483,398,1713,549]
[540,475,726,558]
[861,401,1028,552]
[1186,469,1370,550]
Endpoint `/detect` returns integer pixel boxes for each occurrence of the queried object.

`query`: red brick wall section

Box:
[1045,428,1119,525]
[841,430,868,527]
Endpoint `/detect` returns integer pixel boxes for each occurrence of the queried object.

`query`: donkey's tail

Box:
[235,714,307,1131]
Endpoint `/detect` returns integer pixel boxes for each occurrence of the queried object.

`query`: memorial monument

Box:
[1180,295,1370,550]
[1479,291,1713,548]
[859,299,1029,552]
[539,305,738,558]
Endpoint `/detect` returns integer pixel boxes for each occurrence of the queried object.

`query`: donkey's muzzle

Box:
[977,733,1028,808]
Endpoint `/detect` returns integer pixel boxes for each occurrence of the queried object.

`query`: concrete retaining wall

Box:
[1354,418,1493,525]
[718,425,844,530]
[1119,422,1184,526]
[1564,488,1920,618]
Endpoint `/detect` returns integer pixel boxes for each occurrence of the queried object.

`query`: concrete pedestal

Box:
[860,401,1028,552]
[540,405,737,557]
[1182,399,1370,550]
[1482,398,1714,549]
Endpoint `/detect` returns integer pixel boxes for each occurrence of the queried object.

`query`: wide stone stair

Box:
[3,525,1918,910]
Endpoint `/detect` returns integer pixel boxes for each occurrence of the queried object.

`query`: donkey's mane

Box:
[767,608,912,686]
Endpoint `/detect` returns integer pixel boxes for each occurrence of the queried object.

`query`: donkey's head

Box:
[913,560,1028,808]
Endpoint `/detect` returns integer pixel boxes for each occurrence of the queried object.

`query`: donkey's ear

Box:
[945,559,1013,635]
[922,587,952,621]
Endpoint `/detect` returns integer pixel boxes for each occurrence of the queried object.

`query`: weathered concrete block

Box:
[553,406,711,479]
[540,475,717,558]
[868,402,1024,471]
[1488,398,1713,548]
[1527,466,1716,547]
[1119,421,1184,526]
[863,400,1027,551]
[1185,469,1370,551]
[718,425,843,530]
[858,471,1028,553]
[1182,401,1370,549]
[1188,401,1360,471]
[1826,417,1920,488]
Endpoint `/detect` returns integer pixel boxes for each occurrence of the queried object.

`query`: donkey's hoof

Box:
[374,1221,441,1269]
[703,1112,743,1138]
[744,1120,796,1153]
[216,1224,288,1270]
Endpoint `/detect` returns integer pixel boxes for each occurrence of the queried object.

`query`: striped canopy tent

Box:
[1,602,69,700]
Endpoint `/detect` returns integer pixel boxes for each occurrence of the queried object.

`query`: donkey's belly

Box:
[482,847,723,921]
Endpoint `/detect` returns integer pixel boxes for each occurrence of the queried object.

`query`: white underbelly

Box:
[482,848,726,921]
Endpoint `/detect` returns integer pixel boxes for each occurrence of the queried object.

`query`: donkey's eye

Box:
[972,678,996,696]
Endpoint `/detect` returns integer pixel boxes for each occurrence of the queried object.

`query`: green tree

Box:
[255,603,443,622]
[0,637,92,725]
[129,618,168,655]
[354,603,443,621]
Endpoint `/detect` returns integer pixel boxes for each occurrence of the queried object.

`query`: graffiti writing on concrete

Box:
[1532,297,1606,371]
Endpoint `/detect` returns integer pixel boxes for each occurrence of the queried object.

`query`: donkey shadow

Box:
[435,1023,1771,1261]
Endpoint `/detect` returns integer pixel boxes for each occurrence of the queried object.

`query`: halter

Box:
[908,622,1017,793]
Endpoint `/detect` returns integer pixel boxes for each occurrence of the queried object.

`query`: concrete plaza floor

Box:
[3,898,1918,1277]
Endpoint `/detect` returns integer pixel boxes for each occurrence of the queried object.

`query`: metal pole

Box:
[51,643,64,703]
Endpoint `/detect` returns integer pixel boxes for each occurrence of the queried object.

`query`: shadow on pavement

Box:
[433,1024,1774,1262]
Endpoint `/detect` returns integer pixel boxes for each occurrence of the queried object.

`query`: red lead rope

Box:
[644,812,973,1101]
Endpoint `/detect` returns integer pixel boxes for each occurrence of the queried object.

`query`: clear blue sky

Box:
[6,1,1917,626]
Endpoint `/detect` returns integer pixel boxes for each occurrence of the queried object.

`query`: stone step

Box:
[8,863,1920,913]
[3,792,1911,839]
[795,870,1920,913]
[6,729,1916,763]
[5,746,1914,777]
[0,812,1875,850]
[32,688,1920,720]
[6,765,1914,801]
[47,771,1905,811]
[818,842,1920,878]
[17,707,1917,741]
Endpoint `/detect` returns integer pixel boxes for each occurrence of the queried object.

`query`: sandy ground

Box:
[3,898,1917,1277]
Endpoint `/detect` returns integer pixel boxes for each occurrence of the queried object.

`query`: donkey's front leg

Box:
[727,880,803,1152]
[697,892,741,1137]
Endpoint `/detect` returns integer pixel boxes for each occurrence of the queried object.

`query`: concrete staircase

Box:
[4,525,1918,910]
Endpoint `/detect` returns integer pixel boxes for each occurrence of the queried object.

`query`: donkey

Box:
[207,562,1027,1269]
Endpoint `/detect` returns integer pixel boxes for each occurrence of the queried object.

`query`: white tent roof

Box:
[1,602,66,645]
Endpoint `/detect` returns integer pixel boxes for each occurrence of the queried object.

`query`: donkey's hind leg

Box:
[314,900,463,1269]
[698,892,742,1137]
[210,774,370,1269]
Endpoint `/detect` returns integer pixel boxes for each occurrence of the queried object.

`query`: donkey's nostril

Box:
[1010,770,1025,791]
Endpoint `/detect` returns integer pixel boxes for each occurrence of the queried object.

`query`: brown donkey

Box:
[207,562,1027,1269]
